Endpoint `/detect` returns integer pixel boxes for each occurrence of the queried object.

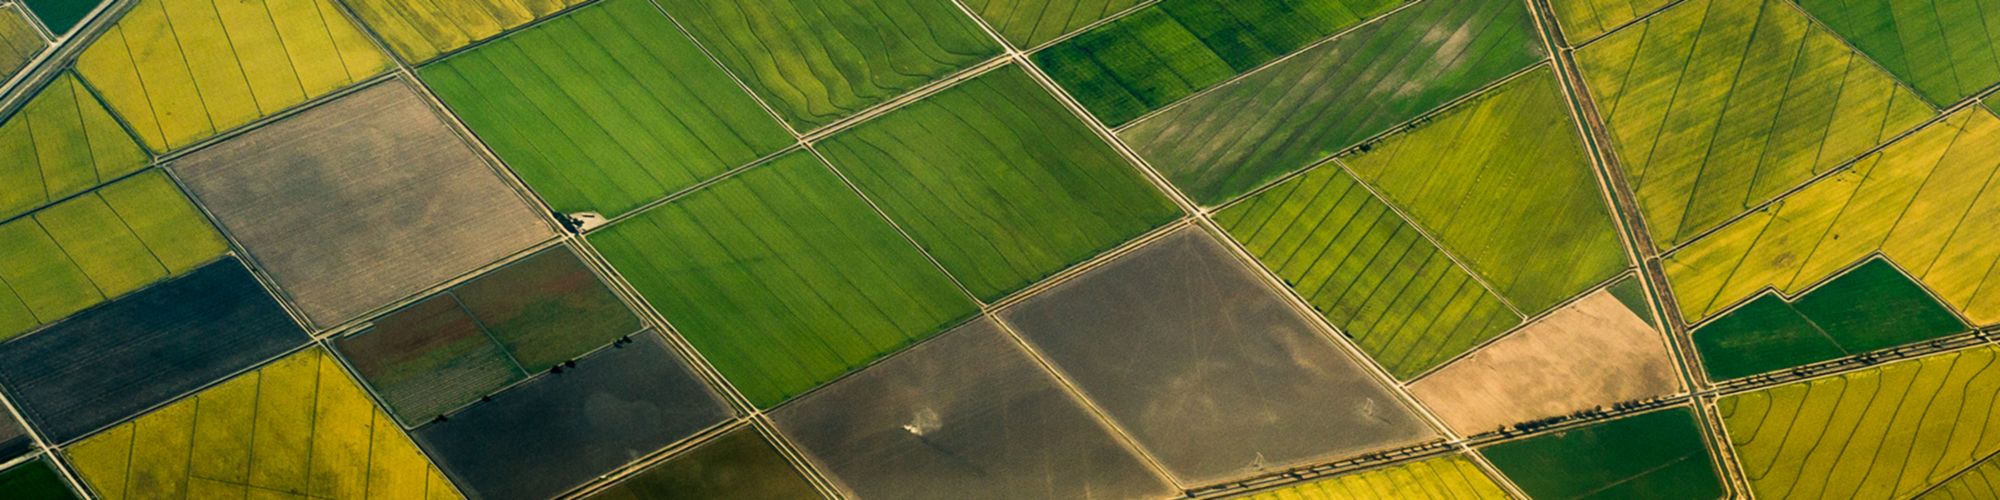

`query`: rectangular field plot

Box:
[1720,345,2000,499]
[1574,0,1933,247]
[1341,68,1627,314]
[1693,257,1969,380]
[589,428,818,500]
[0,459,76,499]
[413,333,729,500]
[420,0,791,219]
[172,80,552,329]
[1000,226,1435,484]
[345,0,584,62]
[772,319,1173,499]
[589,151,977,408]
[1033,0,1399,127]
[964,0,1140,48]
[0,6,42,81]
[657,0,999,130]
[1243,454,1506,499]
[1214,164,1520,380]
[1118,0,1544,205]
[1548,0,1673,42]
[1482,407,1724,499]
[65,348,461,499]
[1800,0,2000,106]
[1663,107,2000,326]
[335,246,644,425]
[22,0,94,34]
[0,258,306,443]
[0,74,148,221]
[74,0,390,152]
[0,170,226,342]
[818,66,1178,301]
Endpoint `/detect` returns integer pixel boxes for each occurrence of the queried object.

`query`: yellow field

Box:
[1244,455,1507,500]
[344,0,587,62]
[0,74,148,220]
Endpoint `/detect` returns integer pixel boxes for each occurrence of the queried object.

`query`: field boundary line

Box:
[1018,0,1161,53]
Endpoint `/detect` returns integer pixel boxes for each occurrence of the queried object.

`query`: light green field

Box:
[0,171,225,341]
[818,66,1178,302]
[1664,107,2000,325]
[421,0,792,219]
[1720,345,2000,499]
[1215,163,1519,380]
[1547,0,1674,43]
[589,151,977,407]
[657,0,1000,131]
[1244,455,1507,500]
[75,0,391,151]
[1344,68,1626,315]
[964,0,1141,48]
[0,74,148,221]
[345,0,586,62]
[1574,0,1933,247]
[1800,0,2000,107]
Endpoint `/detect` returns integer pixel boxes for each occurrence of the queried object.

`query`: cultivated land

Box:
[421,0,792,219]
[819,66,1179,302]
[772,319,1173,500]
[1244,454,1507,500]
[0,460,74,499]
[589,151,977,408]
[413,333,729,500]
[963,0,1141,48]
[1033,0,1399,127]
[1119,0,1545,206]
[0,74,146,221]
[1342,68,1627,314]
[1482,407,1724,499]
[0,171,225,341]
[590,428,820,500]
[656,0,1000,131]
[344,0,585,63]
[1411,289,1681,436]
[0,6,40,80]
[1663,107,2000,325]
[22,0,90,34]
[74,0,389,152]
[1693,258,1969,380]
[1214,164,1519,380]
[1928,455,2000,499]
[1001,227,1435,485]
[1800,0,2000,106]
[172,81,551,329]
[1574,0,1933,248]
[1547,0,1674,42]
[1721,344,2000,499]
[65,349,461,500]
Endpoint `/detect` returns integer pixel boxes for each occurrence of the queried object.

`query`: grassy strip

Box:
[1800,0,2000,107]
[1483,406,1724,499]
[346,0,584,63]
[1244,454,1507,499]
[964,0,1141,48]
[0,74,147,221]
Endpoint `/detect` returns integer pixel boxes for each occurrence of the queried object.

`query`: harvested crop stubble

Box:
[1799,0,2000,107]
[1242,454,1507,500]
[657,0,1000,130]
[0,73,147,221]
[1720,345,2000,499]
[345,0,586,62]
[964,0,1141,48]
[1574,0,1932,247]
[1119,0,1545,205]
[818,65,1179,302]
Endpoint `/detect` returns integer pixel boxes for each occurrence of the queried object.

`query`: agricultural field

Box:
[1800,0,2000,107]
[65,348,460,499]
[0,74,146,221]
[412,333,729,500]
[963,0,1141,48]
[1547,0,1674,42]
[818,66,1179,301]
[343,0,585,63]
[420,0,792,219]
[655,0,1000,131]
[1928,455,2000,499]
[171,80,552,329]
[772,319,1173,499]
[1482,407,1725,499]
[74,0,390,152]
[1118,0,1545,205]
[20,0,92,34]
[1033,0,1401,127]
[0,460,74,499]
[0,5,40,80]
[1574,0,1934,248]
[1720,345,2000,499]
[1243,454,1507,500]
[588,428,819,500]
[1000,227,1435,485]
[1693,258,1970,380]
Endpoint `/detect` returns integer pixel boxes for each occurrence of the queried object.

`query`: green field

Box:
[818,66,1178,301]
[345,0,587,62]
[1215,164,1519,380]
[589,151,977,407]
[1800,0,2000,107]
[1574,0,1933,248]
[1694,258,1969,380]
[1721,345,2000,499]
[1663,107,2000,326]
[964,0,1141,48]
[1482,407,1724,499]
[658,0,999,131]
[0,171,225,341]
[22,0,92,34]
[0,74,148,221]
[0,460,74,500]
[1244,454,1507,500]
[1547,0,1674,43]
[422,0,792,219]
[1343,69,1626,315]
[1033,0,1399,127]
[1118,0,1544,205]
